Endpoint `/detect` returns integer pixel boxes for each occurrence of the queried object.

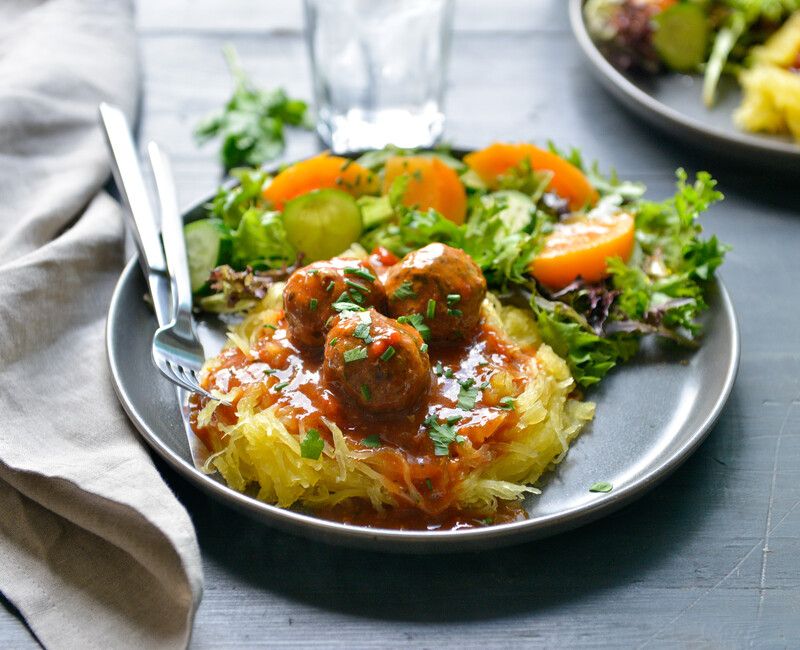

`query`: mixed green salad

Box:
[585,0,800,106]
[184,143,727,389]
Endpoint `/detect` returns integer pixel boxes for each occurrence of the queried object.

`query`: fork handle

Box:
[147,142,195,336]
[99,103,172,328]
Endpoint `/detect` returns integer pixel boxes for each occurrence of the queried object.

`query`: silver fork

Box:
[147,143,225,403]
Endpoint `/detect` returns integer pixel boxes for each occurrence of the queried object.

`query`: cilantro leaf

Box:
[424,415,462,456]
[457,378,480,411]
[362,435,382,448]
[194,46,311,171]
[393,280,417,300]
[300,429,324,460]
[396,313,431,342]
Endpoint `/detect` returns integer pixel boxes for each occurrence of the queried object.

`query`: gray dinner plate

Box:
[106,183,739,554]
[569,0,800,170]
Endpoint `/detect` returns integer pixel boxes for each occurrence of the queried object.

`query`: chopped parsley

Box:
[300,428,324,460]
[498,396,516,410]
[426,299,437,319]
[353,322,373,343]
[273,381,289,392]
[393,281,417,300]
[362,434,381,448]
[343,346,368,363]
[396,313,431,341]
[360,384,372,402]
[589,481,613,493]
[309,298,318,311]
[457,378,480,411]
[424,415,467,456]
[344,267,376,283]
[447,294,461,305]
[332,300,364,313]
[379,346,396,362]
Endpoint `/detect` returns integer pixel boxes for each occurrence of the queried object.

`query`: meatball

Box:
[384,243,486,342]
[283,257,387,348]
[323,309,431,413]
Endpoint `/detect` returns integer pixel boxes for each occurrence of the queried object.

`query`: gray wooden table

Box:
[3,1,798,647]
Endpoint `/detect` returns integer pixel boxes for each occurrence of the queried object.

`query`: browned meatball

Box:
[283,257,387,348]
[384,243,486,343]
[323,309,431,413]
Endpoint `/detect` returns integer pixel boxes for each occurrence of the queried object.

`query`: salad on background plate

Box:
[584,0,800,142]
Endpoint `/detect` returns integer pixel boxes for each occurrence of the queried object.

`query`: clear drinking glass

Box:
[303,0,454,153]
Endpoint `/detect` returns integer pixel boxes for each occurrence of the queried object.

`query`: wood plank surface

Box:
[3,0,799,647]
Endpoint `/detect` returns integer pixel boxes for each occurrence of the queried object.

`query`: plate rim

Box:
[106,156,741,553]
[568,0,800,160]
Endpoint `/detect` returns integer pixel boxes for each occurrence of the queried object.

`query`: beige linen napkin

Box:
[0,1,203,648]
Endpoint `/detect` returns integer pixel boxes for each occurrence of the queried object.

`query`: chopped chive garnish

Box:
[379,346,396,362]
[589,481,613,493]
[273,381,289,392]
[446,415,461,425]
[499,396,516,410]
[263,368,276,375]
[307,269,319,276]
[420,343,428,353]
[329,337,338,347]
[444,367,454,379]
[309,298,318,311]
[448,308,463,317]
[263,323,277,330]
[343,346,368,363]
[392,281,417,300]
[362,434,381,448]
[344,267,376,283]
[446,294,461,305]
[477,361,489,367]
[345,278,370,294]
[479,380,490,390]
[433,361,444,376]
[360,384,372,401]
[349,289,366,304]
[425,478,433,490]
[426,299,436,319]
[326,281,335,292]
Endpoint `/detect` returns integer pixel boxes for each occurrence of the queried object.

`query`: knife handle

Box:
[99,102,171,327]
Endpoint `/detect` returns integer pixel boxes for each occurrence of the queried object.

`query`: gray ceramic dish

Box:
[569,0,800,170]
[106,162,739,553]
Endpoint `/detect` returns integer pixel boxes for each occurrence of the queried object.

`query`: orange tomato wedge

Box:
[463,143,599,211]
[532,211,635,289]
[264,153,378,211]
[382,156,467,224]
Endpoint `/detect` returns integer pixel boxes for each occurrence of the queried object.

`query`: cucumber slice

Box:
[282,189,363,262]
[652,3,708,72]
[481,190,535,235]
[184,218,228,292]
